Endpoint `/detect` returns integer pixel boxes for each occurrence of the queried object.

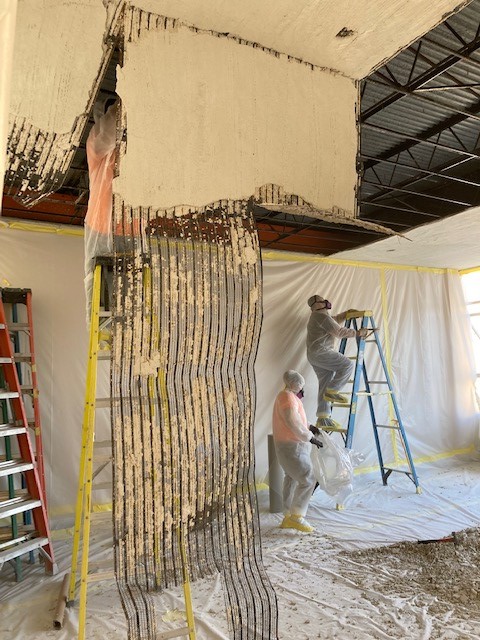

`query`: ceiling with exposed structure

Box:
[3,0,480,265]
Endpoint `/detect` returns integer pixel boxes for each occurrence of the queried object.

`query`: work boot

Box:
[324,388,350,404]
[316,416,343,431]
[280,514,314,533]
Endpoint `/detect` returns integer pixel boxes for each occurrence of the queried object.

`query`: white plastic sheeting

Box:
[0,225,478,515]
[1,456,480,639]
[255,255,479,477]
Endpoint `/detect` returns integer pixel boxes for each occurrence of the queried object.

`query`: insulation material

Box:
[110,198,277,639]
[115,6,357,213]
[0,1,17,211]
[127,0,469,79]
[4,0,116,203]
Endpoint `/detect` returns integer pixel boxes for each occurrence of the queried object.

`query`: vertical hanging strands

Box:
[111,195,278,639]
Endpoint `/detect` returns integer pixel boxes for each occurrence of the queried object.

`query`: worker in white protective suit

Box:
[84,96,118,327]
[306,295,368,430]
[272,370,323,533]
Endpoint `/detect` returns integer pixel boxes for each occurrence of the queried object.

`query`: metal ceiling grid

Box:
[359,0,480,233]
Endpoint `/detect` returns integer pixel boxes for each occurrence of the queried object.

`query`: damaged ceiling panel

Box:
[130,0,472,78]
[4,0,118,204]
[114,9,357,213]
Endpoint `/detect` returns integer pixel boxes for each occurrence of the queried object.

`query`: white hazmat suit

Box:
[272,370,317,532]
[306,296,366,423]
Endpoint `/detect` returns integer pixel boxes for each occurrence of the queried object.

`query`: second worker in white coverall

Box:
[306,295,368,430]
[272,370,322,533]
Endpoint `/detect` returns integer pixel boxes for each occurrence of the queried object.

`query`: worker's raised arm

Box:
[324,313,356,339]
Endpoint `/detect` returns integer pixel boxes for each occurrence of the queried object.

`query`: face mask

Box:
[323,299,332,310]
[296,388,304,399]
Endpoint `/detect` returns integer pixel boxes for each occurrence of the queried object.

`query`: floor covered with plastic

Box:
[1,454,480,639]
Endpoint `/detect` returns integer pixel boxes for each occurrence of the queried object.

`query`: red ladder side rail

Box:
[0,299,55,573]
[24,290,46,498]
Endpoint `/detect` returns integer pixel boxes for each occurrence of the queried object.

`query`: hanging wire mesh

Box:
[110,196,278,639]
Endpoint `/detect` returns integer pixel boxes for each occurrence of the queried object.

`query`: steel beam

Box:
[361,180,474,206]
[361,32,480,122]
[363,122,480,159]
[360,154,480,187]
[359,201,442,218]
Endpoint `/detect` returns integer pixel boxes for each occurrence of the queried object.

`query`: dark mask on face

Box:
[323,299,332,310]
[296,388,304,399]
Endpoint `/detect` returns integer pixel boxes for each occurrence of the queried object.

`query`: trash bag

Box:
[310,429,357,502]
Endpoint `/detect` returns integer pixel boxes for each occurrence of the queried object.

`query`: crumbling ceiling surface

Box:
[3,0,480,263]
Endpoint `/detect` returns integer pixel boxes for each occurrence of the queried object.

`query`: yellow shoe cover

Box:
[280,515,314,533]
[324,389,349,404]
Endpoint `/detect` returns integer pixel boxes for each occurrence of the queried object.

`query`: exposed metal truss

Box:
[359,0,480,231]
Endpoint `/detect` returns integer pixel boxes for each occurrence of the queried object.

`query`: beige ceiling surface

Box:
[146,0,469,78]
[332,207,480,270]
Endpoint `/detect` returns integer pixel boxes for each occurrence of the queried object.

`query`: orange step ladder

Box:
[0,288,56,578]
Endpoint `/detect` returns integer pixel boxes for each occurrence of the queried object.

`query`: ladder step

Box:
[0,496,42,519]
[99,311,112,318]
[0,459,35,477]
[0,536,48,566]
[0,423,27,437]
[158,627,191,640]
[375,424,400,430]
[8,322,30,330]
[0,391,20,399]
[356,391,392,397]
[87,570,115,582]
[0,357,13,364]
[13,353,32,362]
[92,481,112,491]
[97,352,111,361]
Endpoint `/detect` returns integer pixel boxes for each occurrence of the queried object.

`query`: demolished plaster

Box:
[126,0,470,79]
[115,9,358,212]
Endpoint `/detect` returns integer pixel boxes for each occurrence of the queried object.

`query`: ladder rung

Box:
[375,424,400,430]
[0,423,27,437]
[383,467,410,474]
[99,311,112,318]
[0,324,5,330]
[0,391,20,399]
[94,454,112,463]
[13,353,32,362]
[8,323,30,330]
[21,385,34,392]
[97,352,111,361]
[92,481,112,491]
[356,391,392,397]
[0,496,42,519]
[366,381,389,385]
[0,459,35,477]
[0,357,13,364]
[158,627,191,640]
[0,536,48,566]
[94,440,112,448]
[95,398,111,409]
[87,570,115,582]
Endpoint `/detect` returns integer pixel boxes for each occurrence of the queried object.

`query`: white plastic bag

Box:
[310,430,357,502]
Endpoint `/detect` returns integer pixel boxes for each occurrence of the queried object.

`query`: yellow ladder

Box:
[56,259,196,639]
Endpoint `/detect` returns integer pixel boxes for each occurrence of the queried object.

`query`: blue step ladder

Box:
[333,310,421,493]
